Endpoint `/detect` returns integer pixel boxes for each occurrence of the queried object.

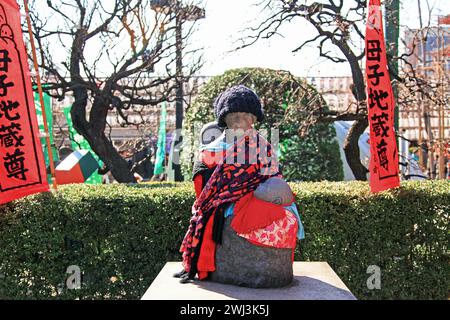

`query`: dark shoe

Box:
[173,269,188,278]
[179,274,193,284]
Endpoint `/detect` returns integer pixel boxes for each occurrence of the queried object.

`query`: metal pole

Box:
[416,0,425,170]
[385,0,400,135]
[437,23,446,179]
[23,0,58,190]
[417,93,424,168]
[173,11,183,181]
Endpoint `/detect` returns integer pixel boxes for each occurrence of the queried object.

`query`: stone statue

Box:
[175,85,305,288]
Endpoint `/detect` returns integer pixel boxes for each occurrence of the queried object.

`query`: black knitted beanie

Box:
[213,85,264,128]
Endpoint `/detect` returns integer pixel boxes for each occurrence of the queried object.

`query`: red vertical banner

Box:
[0,0,49,204]
[365,0,400,193]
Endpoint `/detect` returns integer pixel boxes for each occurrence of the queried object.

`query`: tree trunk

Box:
[89,133,136,183]
[70,92,136,183]
[343,118,369,180]
[333,41,369,180]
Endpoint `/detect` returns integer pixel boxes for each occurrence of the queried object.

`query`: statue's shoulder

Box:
[201,134,228,152]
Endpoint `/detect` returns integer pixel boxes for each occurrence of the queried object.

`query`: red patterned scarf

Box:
[180,130,280,277]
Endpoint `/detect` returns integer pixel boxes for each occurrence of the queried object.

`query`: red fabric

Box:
[199,150,223,168]
[365,0,400,193]
[195,174,216,280]
[181,131,280,276]
[193,174,203,198]
[231,192,287,234]
[194,151,221,280]
[238,209,298,249]
[197,212,217,277]
[0,1,49,204]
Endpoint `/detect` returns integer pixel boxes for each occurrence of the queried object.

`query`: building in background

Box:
[402,23,450,141]
[402,20,450,178]
[307,76,356,113]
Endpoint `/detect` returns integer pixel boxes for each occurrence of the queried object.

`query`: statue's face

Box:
[224,112,256,131]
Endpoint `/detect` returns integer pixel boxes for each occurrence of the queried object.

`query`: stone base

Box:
[210,217,293,288]
[141,262,356,300]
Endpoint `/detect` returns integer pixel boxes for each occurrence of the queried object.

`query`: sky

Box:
[27,0,450,78]
[191,0,450,78]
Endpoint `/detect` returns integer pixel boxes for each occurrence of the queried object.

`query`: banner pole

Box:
[23,0,58,191]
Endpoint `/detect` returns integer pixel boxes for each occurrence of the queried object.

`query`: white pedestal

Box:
[141,262,356,300]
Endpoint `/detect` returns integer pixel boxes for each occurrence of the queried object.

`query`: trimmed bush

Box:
[0,180,448,300]
[181,67,344,182]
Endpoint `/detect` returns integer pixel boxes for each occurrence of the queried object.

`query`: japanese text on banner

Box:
[0,0,49,204]
[365,0,400,193]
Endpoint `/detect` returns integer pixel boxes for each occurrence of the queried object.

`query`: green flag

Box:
[34,91,59,181]
[153,102,167,175]
[63,105,103,184]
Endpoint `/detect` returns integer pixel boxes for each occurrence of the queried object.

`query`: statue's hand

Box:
[254,177,293,205]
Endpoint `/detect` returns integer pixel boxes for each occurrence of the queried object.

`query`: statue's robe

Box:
[181,131,304,281]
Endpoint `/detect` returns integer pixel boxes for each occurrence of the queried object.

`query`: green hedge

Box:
[0,181,448,300]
